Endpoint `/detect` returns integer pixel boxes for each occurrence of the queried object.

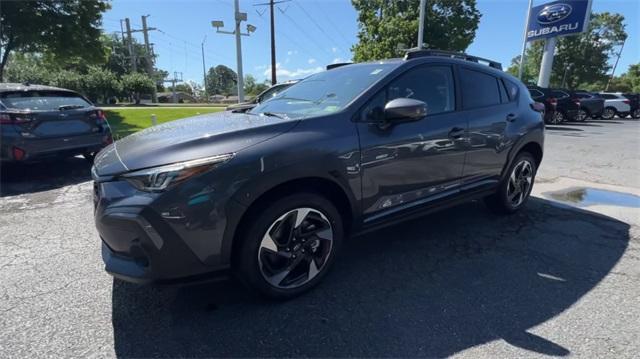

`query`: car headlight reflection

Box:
[120,153,234,192]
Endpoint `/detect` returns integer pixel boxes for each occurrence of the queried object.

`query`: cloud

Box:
[263,62,323,80]
[332,57,345,64]
[308,58,317,64]
[331,47,338,53]
[287,50,299,56]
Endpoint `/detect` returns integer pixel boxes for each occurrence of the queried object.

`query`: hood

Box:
[94,111,298,176]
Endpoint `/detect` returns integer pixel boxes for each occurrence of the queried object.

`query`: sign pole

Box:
[518,0,534,80]
[537,37,557,87]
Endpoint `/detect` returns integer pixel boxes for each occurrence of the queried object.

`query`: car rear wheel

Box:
[575,109,588,122]
[633,109,640,119]
[236,193,343,299]
[484,152,537,214]
[602,107,616,120]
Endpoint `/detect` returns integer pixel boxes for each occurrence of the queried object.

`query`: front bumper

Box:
[94,179,235,284]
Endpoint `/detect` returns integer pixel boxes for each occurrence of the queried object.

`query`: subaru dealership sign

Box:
[526,0,592,41]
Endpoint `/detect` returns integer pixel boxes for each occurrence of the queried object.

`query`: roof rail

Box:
[404,48,503,70]
[326,62,352,70]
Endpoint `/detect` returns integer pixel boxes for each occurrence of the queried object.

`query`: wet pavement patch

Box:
[546,187,640,208]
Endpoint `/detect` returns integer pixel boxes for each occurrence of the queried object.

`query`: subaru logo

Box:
[537,3,572,24]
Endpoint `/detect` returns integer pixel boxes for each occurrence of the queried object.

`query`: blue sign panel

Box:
[526,0,592,41]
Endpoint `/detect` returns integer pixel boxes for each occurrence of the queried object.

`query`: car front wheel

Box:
[236,193,343,299]
[485,152,537,214]
[575,109,588,122]
[633,108,640,119]
[551,111,564,124]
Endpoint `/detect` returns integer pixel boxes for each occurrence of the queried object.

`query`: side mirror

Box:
[384,98,427,122]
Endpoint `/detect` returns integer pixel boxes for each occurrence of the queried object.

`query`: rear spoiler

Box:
[326,63,352,70]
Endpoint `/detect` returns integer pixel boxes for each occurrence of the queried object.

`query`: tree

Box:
[122,73,155,104]
[82,66,122,103]
[507,12,627,89]
[244,74,257,95]
[0,0,110,81]
[351,0,481,62]
[205,65,238,96]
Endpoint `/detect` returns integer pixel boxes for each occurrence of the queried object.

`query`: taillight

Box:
[0,112,32,124]
[546,98,558,107]
[623,99,631,104]
[96,110,107,125]
[572,98,580,105]
[12,146,26,160]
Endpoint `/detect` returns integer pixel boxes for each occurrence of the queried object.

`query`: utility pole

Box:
[202,36,208,101]
[255,0,289,85]
[141,15,157,103]
[124,18,137,72]
[417,0,426,48]
[606,38,626,91]
[212,0,257,103]
[162,72,183,103]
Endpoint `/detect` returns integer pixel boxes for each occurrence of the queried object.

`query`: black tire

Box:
[633,109,640,119]
[601,107,616,120]
[236,192,343,299]
[484,152,537,215]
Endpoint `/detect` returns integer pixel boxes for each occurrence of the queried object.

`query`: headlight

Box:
[120,153,234,192]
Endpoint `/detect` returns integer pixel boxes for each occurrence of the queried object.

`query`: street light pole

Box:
[417,0,426,48]
[212,0,256,103]
[201,35,207,101]
[234,0,245,102]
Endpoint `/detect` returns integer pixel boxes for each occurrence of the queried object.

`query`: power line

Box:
[295,1,341,50]
[278,7,333,59]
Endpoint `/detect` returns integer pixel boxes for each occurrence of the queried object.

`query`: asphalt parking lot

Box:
[1,118,639,358]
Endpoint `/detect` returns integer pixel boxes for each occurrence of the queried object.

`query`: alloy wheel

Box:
[552,111,564,124]
[258,207,333,289]
[507,160,533,208]
[576,109,587,122]
[602,108,615,119]
[633,109,640,119]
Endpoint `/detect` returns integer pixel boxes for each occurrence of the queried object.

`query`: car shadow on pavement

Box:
[545,126,583,132]
[0,157,92,197]
[111,198,630,358]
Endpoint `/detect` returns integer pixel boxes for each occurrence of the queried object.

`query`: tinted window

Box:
[601,94,617,99]
[529,89,544,99]
[258,83,293,102]
[460,68,500,109]
[551,91,569,99]
[503,79,519,101]
[0,91,91,111]
[387,65,455,115]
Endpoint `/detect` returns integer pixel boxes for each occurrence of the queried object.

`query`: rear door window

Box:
[460,68,501,109]
[0,91,92,111]
[502,79,519,101]
[528,89,544,100]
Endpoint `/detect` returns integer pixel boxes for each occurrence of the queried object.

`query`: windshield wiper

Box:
[261,112,289,120]
[58,104,85,111]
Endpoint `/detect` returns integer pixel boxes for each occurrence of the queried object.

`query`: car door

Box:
[356,64,467,222]
[460,67,516,186]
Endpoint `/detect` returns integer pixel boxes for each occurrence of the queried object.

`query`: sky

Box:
[102,0,640,86]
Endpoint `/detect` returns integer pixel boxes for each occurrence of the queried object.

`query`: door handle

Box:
[448,127,465,139]
[506,113,518,122]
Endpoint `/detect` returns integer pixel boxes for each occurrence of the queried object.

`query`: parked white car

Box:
[598,92,631,119]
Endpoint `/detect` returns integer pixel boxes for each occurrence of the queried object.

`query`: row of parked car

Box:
[527,86,640,124]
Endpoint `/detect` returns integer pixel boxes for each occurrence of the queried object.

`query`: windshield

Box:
[0,91,92,111]
[249,63,395,118]
[258,83,294,102]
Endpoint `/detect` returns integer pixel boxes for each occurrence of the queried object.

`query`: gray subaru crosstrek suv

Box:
[0,83,112,163]
[93,49,544,299]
